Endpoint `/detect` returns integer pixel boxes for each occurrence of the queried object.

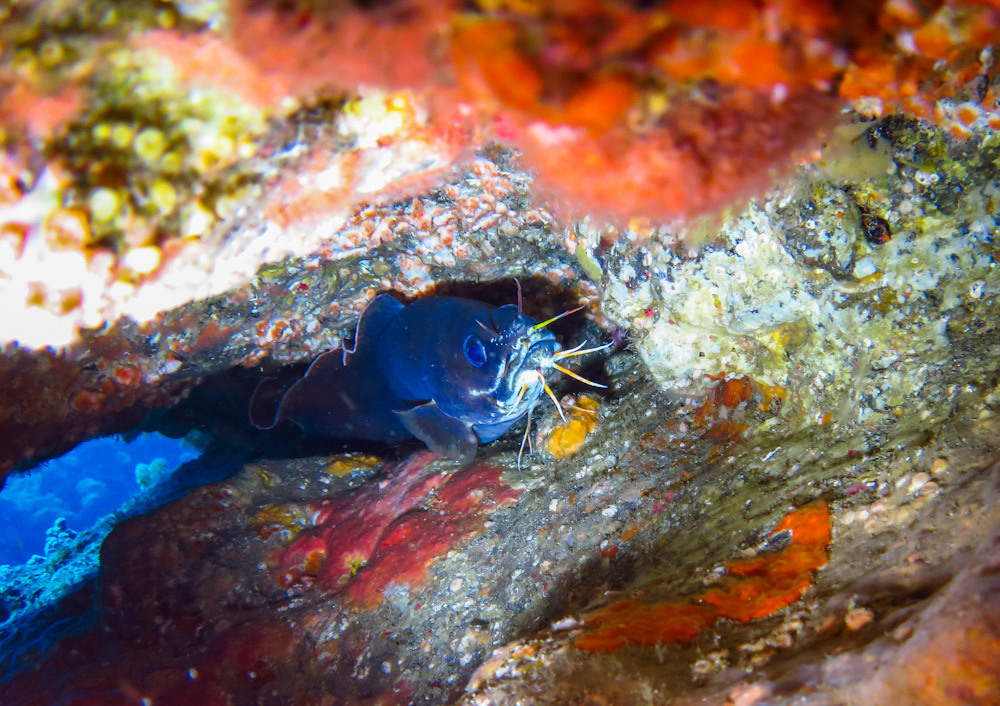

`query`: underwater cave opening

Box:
[0,431,206,654]
[0,432,203,568]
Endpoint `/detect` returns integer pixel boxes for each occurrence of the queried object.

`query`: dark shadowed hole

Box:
[0,280,613,679]
[140,279,610,463]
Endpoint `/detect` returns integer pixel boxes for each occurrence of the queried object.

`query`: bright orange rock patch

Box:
[702,502,832,621]
[575,502,831,652]
[545,394,601,458]
[213,0,860,223]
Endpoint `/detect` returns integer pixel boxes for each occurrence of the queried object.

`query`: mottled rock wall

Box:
[2,1,1000,704]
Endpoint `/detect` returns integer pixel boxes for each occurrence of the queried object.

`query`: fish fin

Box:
[273,349,348,433]
[472,419,518,443]
[249,376,287,429]
[344,294,404,366]
[395,402,478,465]
[274,349,407,442]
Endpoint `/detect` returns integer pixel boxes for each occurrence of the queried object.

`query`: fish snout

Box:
[524,339,562,373]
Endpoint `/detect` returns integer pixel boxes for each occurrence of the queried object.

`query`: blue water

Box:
[0,433,201,567]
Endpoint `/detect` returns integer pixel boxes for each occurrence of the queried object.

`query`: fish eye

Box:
[463,334,487,368]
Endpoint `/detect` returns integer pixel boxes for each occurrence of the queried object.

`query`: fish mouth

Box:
[524,338,562,371]
[493,334,560,417]
[492,307,610,422]
[499,332,613,421]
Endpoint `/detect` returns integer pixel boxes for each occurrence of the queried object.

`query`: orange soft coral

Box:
[168,0,1000,224]
[842,0,1000,138]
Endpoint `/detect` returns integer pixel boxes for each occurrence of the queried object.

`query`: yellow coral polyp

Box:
[134,127,167,164]
[325,454,381,477]
[252,503,309,541]
[148,180,177,214]
[88,187,120,223]
[339,89,416,149]
[110,123,135,150]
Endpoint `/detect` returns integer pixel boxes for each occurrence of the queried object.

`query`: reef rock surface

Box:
[2,1,1000,704]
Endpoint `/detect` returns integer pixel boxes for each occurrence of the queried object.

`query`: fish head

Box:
[431,303,560,426]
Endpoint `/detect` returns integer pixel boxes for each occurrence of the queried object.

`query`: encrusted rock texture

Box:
[2,0,1000,704]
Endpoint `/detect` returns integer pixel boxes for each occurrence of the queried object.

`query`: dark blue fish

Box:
[252,294,590,464]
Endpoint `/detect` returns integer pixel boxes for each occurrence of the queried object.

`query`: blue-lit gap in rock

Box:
[0,432,202,567]
[0,432,205,663]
